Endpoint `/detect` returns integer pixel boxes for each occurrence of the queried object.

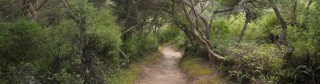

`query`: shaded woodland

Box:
[0,0,319,83]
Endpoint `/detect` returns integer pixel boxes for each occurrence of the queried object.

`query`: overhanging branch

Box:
[121,25,139,35]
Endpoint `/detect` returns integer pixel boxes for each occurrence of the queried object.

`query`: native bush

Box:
[211,18,234,54]
[87,9,123,68]
[157,25,181,44]
[225,43,284,83]
[0,19,46,83]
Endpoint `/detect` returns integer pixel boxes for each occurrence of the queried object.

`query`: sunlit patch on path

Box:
[136,45,187,84]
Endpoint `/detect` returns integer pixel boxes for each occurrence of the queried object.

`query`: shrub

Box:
[226,43,284,83]
[0,19,45,83]
[211,18,235,54]
[157,25,181,44]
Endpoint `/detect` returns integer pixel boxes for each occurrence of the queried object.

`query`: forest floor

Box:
[136,45,187,84]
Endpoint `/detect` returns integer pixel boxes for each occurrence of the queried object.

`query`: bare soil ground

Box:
[136,45,187,84]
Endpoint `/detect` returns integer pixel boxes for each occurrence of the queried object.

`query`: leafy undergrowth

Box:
[106,50,162,84]
[180,54,225,84]
[221,42,286,83]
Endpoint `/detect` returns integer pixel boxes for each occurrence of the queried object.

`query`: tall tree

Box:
[268,0,294,66]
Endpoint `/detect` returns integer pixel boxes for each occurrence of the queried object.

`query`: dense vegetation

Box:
[0,0,319,84]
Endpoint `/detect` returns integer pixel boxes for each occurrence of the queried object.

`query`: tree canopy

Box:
[0,0,319,83]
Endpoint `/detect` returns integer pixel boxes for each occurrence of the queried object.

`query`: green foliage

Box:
[87,9,123,66]
[39,19,82,83]
[211,18,234,53]
[122,24,185,62]
[107,68,140,84]
[107,51,162,84]
[275,2,320,83]
[142,33,160,51]
[180,53,224,84]
[174,31,187,46]
[228,12,281,42]
[173,16,189,27]
[123,32,159,61]
[210,8,320,83]
[0,0,319,83]
[228,13,245,37]
[122,33,140,59]
[287,26,314,57]
[157,25,182,44]
[0,19,45,83]
[181,57,213,78]
[305,2,320,52]
[211,10,320,83]
[226,43,284,83]
[212,18,230,39]
[0,2,125,83]
[258,13,279,34]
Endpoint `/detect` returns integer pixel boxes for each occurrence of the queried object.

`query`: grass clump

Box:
[180,54,224,84]
[106,51,162,84]
[181,57,213,78]
[106,66,141,84]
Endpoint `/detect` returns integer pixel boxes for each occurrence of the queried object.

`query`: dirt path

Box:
[136,45,187,84]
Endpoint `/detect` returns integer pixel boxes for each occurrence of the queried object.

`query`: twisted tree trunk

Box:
[180,0,225,63]
[238,19,250,43]
[268,0,294,67]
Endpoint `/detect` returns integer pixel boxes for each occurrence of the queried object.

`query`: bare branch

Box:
[213,7,234,15]
[181,0,225,61]
[1,4,29,22]
[238,19,250,43]
[121,25,139,35]
[27,3,37,20]
[120,49,130,65]
[35,0,49,11]
[123,0,141,25]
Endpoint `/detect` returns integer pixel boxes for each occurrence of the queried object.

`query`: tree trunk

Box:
[22,0,37,20]
[268,0,288,45]
[290,0,297,25]
[238,19,250,43]
[181,0,225,62]
[307,0,313,10]
[268,0,294,67]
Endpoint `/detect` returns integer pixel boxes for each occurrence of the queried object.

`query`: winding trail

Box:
[136,45,187,84]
